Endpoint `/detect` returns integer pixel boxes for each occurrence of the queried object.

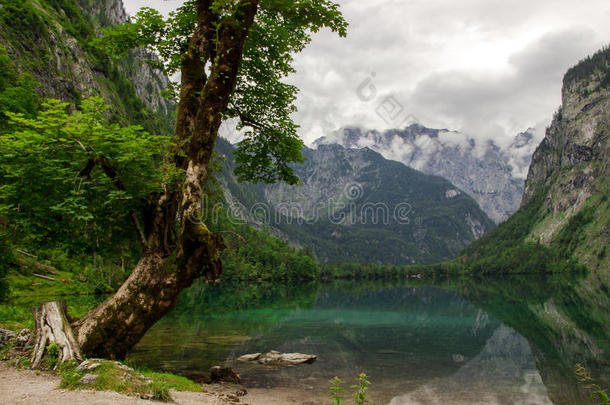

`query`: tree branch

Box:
[230,102,271,132]
[77,154,149,249]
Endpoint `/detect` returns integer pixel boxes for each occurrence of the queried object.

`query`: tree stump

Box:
[31,301,82,369]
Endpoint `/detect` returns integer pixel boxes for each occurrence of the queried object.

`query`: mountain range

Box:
[6,0,605,273]
[215,139,495,265]
[315,125,542,223]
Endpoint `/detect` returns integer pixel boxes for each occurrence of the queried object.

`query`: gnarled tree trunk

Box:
[33,0,260,362]
[31,301,82,368]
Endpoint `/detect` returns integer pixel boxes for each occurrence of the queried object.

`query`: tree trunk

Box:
[70,233,224,359]
[31,301,82,369]
[47,0,262,361]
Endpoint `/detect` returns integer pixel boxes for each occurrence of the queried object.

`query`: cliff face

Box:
[0,0,173,128]
[76,0,173,116]
[522,47,610,273]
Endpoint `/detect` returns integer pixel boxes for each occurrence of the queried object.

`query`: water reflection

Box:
[129,275,608,404]
[389,325,553,404]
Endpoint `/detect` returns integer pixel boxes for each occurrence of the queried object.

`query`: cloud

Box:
[122,0,610,147]
[410,29,601,147]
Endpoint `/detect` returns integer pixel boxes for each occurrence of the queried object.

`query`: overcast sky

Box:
[123,0,610,147]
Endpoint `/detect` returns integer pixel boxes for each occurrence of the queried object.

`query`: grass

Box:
[141,370,203,392]
[58,359,203,402]
[0,269,105,332]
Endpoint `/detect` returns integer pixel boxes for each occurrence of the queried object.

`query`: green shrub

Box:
[575,363,610,405]
[150,381,172,402]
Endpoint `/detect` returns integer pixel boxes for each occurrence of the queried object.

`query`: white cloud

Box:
[122,0,610,145]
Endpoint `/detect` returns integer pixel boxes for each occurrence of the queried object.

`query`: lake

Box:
[128,274,610,404]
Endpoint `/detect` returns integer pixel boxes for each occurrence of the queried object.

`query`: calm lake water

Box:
[128,275,609,404]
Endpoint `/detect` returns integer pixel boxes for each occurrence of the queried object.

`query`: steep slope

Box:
[0,0,173,132]
[462,46,610,276]
[521,47,610,274]
[315,125,541,223]
[215,138,495,265]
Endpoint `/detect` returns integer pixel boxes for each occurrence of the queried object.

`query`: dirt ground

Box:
[0,362,322,405]
[0,361,230,405]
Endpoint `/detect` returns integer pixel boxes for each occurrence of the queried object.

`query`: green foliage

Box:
[150,381,172,402]
[0,97,170,256]
[43,0,95,42]
[554,206,595,258]
[564,45,610,89]
[208,209,321,282]
[575,363,610,405]
[329,376,346,405]
[232,0,348,185]
[0,338,16,360]
[93,0,348,185]
[328,373,371,405]
[351,373,371,405]
[0,46,39,129]
[0,303,34,332]
[0,0,49,45]
[459,189,586,274]
[15,355,32,369]
[44,343,61,369]
[0,235,13,302]
[139,370,203,393]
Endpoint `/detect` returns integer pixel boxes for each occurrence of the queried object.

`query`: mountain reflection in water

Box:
[129,274,608,404]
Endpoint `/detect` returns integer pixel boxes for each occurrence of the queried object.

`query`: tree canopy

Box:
[94,0,348,185]
[0,98,169,251]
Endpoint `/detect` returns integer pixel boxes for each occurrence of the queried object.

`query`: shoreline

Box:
[0,360,322,405]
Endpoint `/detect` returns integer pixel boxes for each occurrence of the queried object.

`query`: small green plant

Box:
[0,338,16,360]
[15,355,31,369]
[351,373,371,405]
[44,343,61,369]
[328,376,346,405]
[329,374,372,405]
[150,381,172,402]
[575,363,610,405]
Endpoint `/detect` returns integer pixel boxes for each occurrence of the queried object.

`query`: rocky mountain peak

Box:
[314,125,540,223]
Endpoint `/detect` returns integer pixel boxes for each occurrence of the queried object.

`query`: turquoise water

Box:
[129,276,609,404]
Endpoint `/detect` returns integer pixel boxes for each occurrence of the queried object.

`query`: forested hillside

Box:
[0,0,323,302]
[216,139,494,265]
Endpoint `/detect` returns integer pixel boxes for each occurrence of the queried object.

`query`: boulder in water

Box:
[237,350,317,367]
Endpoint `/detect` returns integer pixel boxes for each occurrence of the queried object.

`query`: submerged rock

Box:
[210,366,241,383]
[237,351,317,367]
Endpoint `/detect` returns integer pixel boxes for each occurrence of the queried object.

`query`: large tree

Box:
[29,0,346,361]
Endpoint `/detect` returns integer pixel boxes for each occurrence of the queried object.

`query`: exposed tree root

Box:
[31,301,82,369]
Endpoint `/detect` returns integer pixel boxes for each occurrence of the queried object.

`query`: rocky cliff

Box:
[522,46,610,274]
[76,0,173,116]
[0,0,173,130]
